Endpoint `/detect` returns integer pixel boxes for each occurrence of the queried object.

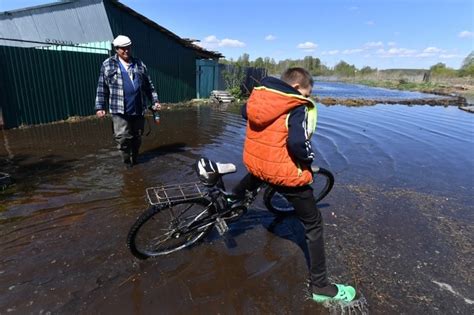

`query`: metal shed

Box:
[0,0,222,129]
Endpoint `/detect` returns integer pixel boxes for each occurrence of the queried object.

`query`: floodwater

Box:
[1,84,473,314]
[313,81,450,100]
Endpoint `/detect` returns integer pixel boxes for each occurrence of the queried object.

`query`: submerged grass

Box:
[352,78,474,103]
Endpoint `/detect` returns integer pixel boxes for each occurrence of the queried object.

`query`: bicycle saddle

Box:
[195,157,236,186]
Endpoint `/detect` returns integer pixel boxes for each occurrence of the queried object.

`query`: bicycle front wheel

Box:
[263,167,335,216]
[127,198,215,259]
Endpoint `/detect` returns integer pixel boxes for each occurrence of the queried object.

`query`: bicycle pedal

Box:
[215,217,229,235]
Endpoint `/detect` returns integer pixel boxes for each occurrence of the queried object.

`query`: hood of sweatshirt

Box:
[246,76,310,128]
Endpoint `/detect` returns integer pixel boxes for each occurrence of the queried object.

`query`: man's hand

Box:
[152,102,161,111]
[96,110,106,118]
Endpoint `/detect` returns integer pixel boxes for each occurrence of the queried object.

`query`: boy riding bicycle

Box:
[232,67,357,303]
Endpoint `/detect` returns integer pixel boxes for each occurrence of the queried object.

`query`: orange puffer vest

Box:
[243,86,314,187]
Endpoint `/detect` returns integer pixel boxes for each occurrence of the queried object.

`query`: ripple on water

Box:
[315,104,473,203]
[313,81,447,100]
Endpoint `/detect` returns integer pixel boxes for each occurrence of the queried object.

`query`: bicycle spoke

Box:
[173,202,196,219]
[127,199,215,257]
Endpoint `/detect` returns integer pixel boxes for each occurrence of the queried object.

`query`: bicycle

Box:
[127,157,334,259]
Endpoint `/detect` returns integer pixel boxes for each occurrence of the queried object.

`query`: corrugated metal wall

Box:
[0,45,108,129]
[0,0,113,47]
[103,2,197,103]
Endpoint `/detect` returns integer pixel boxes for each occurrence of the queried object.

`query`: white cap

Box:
[112,35,132,47]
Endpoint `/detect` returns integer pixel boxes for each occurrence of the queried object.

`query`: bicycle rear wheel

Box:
[263,167,334,216]
[127,198,215,259]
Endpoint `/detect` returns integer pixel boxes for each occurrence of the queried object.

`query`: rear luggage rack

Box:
[146,182,207,206]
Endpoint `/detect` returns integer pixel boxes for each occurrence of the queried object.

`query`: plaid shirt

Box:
[95,55,159,114]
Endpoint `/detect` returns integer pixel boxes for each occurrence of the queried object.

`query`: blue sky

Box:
[1,0,473,69]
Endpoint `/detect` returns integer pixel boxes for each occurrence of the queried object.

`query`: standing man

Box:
[95,35,161,167]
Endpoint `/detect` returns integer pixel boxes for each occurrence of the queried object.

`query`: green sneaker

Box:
[312,284,356,303]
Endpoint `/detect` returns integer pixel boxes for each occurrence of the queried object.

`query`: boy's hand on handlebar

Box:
[152,102,161,111]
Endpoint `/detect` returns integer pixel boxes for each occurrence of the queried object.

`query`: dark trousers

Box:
[111,114,145,163]
[233,173,328,287]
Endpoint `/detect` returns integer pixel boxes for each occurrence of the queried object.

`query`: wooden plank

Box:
[459,106,474,113]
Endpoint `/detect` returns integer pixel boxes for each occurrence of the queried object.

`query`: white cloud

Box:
[458,30,473,38]
[297,41,318,52]
[321,50,339,55]
[440,54,462,59]
[365,20,375,26]
[200,35,245,49]
[342,48,364,54]
[389,48,415,55]
[324,42,461,63]
[203,35,219,44]
[265,34,276,41]
[219,38,245,47]
[414,47,444,57]
[377,47,417,57]
[391,48,417,56]
[347,6,358,11]
[423,47,442,53]
[416,52,435,57]
[364,41,384,49]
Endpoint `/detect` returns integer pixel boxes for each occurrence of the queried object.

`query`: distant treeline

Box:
[220,51,474,78]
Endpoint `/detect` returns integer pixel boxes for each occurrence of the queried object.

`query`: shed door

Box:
[196,60,218,98]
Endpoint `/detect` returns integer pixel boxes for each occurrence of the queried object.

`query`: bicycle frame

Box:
[128,158,335,259]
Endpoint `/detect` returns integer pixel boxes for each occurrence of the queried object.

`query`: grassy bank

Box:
[347,77,474,104]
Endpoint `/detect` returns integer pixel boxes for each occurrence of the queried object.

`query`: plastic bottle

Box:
[153,111,160,124]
